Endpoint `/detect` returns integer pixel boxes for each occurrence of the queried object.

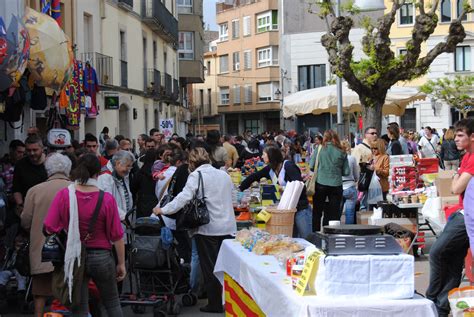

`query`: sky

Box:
[203,0,218,31]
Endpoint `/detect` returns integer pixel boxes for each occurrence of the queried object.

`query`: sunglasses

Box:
[371,148,378,150]
[367,132,378,135]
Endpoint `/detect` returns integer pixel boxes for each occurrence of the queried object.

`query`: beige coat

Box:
[21,174,71,275]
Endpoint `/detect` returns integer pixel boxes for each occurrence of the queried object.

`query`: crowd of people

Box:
[0,121,469,316]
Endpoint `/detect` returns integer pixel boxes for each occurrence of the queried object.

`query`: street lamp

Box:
[275,88,284,130]
[334,0,385,138]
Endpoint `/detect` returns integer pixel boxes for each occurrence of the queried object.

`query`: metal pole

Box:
[281,69,286,131]
[335,0,344,139]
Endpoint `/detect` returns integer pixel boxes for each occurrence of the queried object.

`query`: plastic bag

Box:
[367,173,383,204]
[448,286,474,316]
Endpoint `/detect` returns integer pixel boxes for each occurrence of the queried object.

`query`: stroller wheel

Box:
[167,300,182,316]
[132,304,147,314]
[181,294,194,307]
[153,307,167,317]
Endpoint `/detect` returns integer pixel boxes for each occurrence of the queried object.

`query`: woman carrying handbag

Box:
[153,148,236,313]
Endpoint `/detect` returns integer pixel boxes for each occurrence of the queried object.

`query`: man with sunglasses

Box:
[426,118,474,316]
[352,127,378,211]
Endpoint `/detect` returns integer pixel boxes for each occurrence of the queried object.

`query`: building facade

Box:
[216,0,281,135]
[279,0,383,134]
[388,0,474,132]
[191,36,221,135]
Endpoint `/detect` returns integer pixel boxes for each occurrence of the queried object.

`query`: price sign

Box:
[295,250,324,296]
[159,118,174,140]
[256,209,271,223]
[391,166,417,192]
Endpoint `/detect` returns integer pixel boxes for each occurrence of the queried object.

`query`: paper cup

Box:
[329,221,341,226]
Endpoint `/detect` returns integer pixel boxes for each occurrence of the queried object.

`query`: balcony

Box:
[161,72,173,98]
[121,60,128,88]
[80,52,113,86]
[144,68,161,98]
[141,0,178,44]
[118,0,133,11]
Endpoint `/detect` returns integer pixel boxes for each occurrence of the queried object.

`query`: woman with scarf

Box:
[239,146,312,239]
[44,154,125,316]
[98,150,135,221]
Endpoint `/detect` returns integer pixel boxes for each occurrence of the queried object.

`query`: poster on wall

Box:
[160,118,174,140]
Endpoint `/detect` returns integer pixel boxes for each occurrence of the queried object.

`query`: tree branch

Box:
[418,0,425,15]
[429,0,440,15]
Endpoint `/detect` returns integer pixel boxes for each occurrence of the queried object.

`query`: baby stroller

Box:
[120,215,197,317]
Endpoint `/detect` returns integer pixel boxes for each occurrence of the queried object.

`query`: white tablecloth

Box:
[214,239,437,317]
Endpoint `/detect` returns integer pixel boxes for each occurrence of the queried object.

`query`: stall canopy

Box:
[283,83,426,118]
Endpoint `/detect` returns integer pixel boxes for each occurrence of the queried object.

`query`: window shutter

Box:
[272,46,279,65]
[220,55,228,73]
[258,83,271,101]
[232,20,239,39]
[233,85,241,104]
[244,84,252,103]
[243,16,251,36]
[244,50,252,70]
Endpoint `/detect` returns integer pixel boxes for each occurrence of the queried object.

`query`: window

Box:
[257,46,278,68]
[232,52,240,71]
[219,55,229,73]
[245,120,259,135]
[243,16,251,36]
[178,32,194,60]
[244,84,252,103]
[206,60,211,76]
[219,23,228,42]
[153,40,157,69]
[298,64,326,91]
[257,82,279,102]
[455,46,471,72]
[120,31,127,61]
[399,3,414,25]
[398,48,408,56]
[232,19,240,39]
[457,0,467,21]
[244,50,252,70]
[441,0,452,22]
[233,85,241,104]
[256,10,278,33]
[207,88,212,115]
[177,0,192,13]
[220,87,230,105]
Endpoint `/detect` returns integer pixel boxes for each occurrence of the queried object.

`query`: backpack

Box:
[0,87,25,123]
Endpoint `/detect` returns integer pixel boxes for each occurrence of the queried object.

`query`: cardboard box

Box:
[357,211,374,225]
[435,170,456,197]
[440,196,459,209]
[369,217,417,233]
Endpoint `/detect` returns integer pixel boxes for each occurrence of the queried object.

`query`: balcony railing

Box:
[141,0,178,44]
[160,73,173,98]
[118,0,133,10]
[144,68,161,97]
[121,60,128,88]
[80,52,113,86]
[173,79,179,101]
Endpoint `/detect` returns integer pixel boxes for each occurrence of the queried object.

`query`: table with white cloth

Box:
[214,239,437,317]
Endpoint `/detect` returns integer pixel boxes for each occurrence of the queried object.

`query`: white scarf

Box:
[64,178,98,302]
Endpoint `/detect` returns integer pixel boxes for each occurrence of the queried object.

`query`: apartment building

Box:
[191,34,221,135]
[279,0,383,133]
[388,0,474,131]
[216,0,281,135]
[178,0,205,86]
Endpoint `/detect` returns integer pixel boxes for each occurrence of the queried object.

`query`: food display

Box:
[235,228,303,255]
[241,157,263,175]
[449,287,474,317]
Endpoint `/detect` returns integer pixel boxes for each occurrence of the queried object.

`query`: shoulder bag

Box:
[305,146,321,197]
[357,143,374,191]
[176,171,210,230]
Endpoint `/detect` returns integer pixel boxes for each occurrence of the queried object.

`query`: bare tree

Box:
[310,0,473,131]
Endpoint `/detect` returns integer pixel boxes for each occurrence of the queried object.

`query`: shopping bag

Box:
[358,165,373,192]
[367,173,383,204]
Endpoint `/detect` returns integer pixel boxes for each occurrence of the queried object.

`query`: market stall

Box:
[214,236,436,317]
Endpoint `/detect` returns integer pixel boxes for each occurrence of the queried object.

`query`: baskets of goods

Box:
[227,167,242,184]
[265,206,297,237]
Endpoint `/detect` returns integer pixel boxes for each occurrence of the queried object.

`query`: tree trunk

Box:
[362,102,383,134]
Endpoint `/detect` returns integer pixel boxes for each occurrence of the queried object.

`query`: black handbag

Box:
[176,171,210,230]
[160,177,176,208]
[15,239,30,276]
[42,190,104,265]
[358,164,374,192]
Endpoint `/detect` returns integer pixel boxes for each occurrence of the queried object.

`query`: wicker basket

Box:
[265,207,297,236]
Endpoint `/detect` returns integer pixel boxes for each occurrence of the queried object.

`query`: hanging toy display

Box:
[63,60,84,130]
[83,60,99,118]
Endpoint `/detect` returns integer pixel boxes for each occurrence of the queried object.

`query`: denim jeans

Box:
[190,238,200,293]
[74,249,123,317]
[426,212,469,316]
[342,186,358,224]
[294,206,313,239]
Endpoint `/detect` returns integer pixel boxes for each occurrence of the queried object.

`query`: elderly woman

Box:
[21,153,72,317]
[98,150,135,221]
[153,148,236,313]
